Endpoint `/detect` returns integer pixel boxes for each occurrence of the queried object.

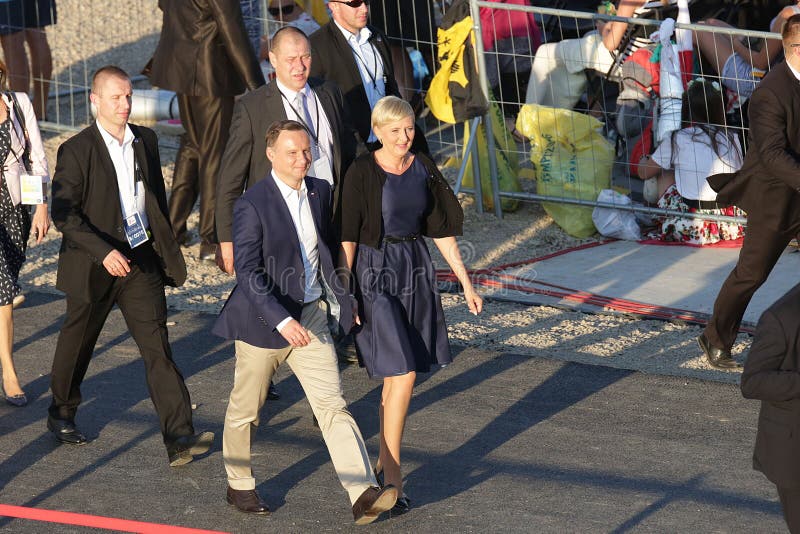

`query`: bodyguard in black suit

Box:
[699,15,800,369]
[47,67,213,467]
[215,26,356,275]
[148,0,265,260]
[309,0,428,154]
[742,282,800,532]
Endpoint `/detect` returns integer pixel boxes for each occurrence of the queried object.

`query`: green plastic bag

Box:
[516,104,614,237]
[461,98,522,212]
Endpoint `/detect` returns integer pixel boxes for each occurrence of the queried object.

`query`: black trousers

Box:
[170,93,234,246]
[778,487,800,533]
[48,245,194,445]
[704,220,800,350]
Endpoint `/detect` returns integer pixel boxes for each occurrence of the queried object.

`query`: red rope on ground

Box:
[434,239,757,331]
[0,504,228,534]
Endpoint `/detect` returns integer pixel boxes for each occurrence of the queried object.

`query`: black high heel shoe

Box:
[391,495,411,516]
[3,387,27,407]
[373,466,410,516]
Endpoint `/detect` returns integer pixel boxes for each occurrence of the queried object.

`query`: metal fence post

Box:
[469,118,485,213]
[468,0,503,219]
[454,116,482,195]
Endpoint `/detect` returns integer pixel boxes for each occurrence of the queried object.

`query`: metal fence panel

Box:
[34,0,780,230]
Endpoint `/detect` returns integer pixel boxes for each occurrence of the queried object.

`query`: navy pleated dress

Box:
[353,158,451,378]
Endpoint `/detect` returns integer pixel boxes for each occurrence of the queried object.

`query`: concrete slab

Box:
[485,240,800,327]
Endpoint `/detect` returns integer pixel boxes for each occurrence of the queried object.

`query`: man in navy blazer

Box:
[212,120,397,523]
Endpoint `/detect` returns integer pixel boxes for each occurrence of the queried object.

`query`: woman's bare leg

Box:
[378,371,416,494]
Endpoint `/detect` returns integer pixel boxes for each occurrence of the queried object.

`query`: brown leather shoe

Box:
[352,485,397,525]
[226,486,270,515]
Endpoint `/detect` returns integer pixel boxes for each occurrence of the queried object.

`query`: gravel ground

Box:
[22,129,752,387]
[18,1,752,388]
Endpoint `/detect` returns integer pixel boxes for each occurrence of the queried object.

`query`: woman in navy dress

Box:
[339,96,482,514]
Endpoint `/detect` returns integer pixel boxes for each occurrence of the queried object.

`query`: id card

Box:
[20,174,44,205]
[123,212,148,248]
[308,154,334,185]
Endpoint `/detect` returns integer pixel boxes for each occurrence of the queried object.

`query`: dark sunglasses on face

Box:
[329,0,369,8]
[268,4,295,17]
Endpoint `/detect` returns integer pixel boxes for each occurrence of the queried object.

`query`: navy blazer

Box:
[212,174,353,349]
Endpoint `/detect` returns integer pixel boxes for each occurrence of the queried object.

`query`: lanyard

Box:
[349,38,383,91]
[129,141,144,212]
[279,90,321,146]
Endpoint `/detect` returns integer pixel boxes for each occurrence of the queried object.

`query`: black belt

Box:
[681,196,729,210]
[382,234,419,244]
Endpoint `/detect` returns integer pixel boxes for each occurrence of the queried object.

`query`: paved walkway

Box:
[0,292,786,532]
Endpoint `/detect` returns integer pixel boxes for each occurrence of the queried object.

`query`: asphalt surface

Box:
[0,292,787,533]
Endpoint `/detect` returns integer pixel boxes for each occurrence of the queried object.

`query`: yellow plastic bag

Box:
[460,99,522,212]
[516,104,614,237]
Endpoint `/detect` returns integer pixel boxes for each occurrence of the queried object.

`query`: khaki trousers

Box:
[223,300,376,504]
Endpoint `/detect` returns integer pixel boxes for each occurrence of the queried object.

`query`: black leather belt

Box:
[681,197,729,210]
[382,234,419,244]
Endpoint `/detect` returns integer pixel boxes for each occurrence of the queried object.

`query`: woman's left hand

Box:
[31,203,49,245]
[465,289,483,316]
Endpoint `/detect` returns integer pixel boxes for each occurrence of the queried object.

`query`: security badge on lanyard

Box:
[19,173,44,205]
[123,154,148,248]
[281,91,334,184]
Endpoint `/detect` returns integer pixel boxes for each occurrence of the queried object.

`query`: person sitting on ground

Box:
[693,1,798,106]
[525,0,648,110]
[636,78,744,245]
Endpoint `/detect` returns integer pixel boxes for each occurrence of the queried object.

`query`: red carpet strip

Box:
[436,239,754,331]
[0,504,228,534]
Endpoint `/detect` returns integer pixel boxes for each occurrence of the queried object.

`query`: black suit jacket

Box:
[148,0,264,96]
[51,123,186,302]
[309,22,399,144]
[214,78,356,242]
[741,281,800,489]
[709,61,800,231]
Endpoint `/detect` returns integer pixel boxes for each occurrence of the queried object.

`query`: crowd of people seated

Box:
[521,0,797,244]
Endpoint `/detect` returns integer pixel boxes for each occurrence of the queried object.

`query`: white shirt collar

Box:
[96,121,134,148]
[275,79,312,103]
[788,60,800,83]
[272,171,307,200]
[334,19,371,45]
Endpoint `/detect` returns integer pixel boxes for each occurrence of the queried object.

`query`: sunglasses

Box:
[268,4,295,17]
[329,0,369,8]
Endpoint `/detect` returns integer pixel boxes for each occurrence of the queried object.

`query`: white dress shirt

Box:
[335,20,386,142]
[273,172,322,332]
[788,59,800,83]
[275,79,335,184]
[95,122,149,231]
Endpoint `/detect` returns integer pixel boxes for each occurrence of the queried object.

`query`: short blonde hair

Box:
[371,96,414,130]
